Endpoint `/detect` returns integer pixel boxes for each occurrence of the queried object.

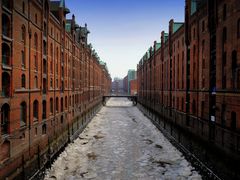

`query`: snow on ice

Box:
[44,98,202,180]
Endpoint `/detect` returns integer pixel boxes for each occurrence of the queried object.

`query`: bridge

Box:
[102,95,137,105]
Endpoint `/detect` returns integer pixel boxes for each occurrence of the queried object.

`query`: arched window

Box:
[2,14,11,37]
[2,43,11,66]
[20,102,27,126]
[33,100,39,120]
[42,100,46,119]
[231,111,237,130]
[2,72,10,97]
[1,104,10,135]
[21,74,26,88]
[50,98,53,114]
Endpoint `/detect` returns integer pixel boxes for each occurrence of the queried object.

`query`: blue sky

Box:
[66,0,185,78]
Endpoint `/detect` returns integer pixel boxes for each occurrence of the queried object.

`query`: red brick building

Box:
[130,79,137,95]
[137,0,240,168]
[0,0,111,179]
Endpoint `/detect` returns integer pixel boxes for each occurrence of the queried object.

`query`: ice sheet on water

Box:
[44,98,201,180]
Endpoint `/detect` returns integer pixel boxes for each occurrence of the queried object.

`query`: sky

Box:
[66,0,185,79]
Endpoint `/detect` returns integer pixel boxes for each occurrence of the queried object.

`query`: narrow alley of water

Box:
[44,98,201,180]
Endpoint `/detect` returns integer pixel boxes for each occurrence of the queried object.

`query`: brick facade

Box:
[0,0,111,179]
[137,0,240,162]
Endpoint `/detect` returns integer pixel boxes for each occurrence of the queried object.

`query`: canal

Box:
[44,98,201,179]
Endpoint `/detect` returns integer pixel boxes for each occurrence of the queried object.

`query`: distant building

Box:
[123,75,128,93]
[112,77,124,95]
[127,70,137,94]
[130,79,137,95]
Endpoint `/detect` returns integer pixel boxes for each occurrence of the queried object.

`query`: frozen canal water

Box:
[45,98,201,180]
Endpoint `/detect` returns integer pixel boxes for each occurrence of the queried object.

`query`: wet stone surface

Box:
[44,98,201,180]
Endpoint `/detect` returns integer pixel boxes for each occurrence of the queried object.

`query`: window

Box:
[61,98,63,112]
[2,72,10,97]
[43,40,47,55]
[2,43,11,66]
[42,100,46,119]
[231,111,237,130]
[33,100,39,120]
[2,14,11,37]
[21,51,25,67]
[223,27,227,44]
[56,97,59,112]
[238,19,240,38]
[20,102,27,126]
[193,28,196,39]
[44,22,47,36]
[232,50,237,71]
[232,50,238,89]
[50,98,53,114]
[222,51,227,67]
[42,124,47,134]
[202,20,205,32]
[35,14,37,24]
[22,25,26,42]
[34,76,37,88]
[21,74,26,88]
[221,104,226,127]
[2,0,12,9]
[223,4,227,21]
[1,104,10,135]
[50,78,53,88]
[34,55,38,70]
[34,33,38,50]
[43,78,47,94]
[43,59,47,74]
[22,1,25,14]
